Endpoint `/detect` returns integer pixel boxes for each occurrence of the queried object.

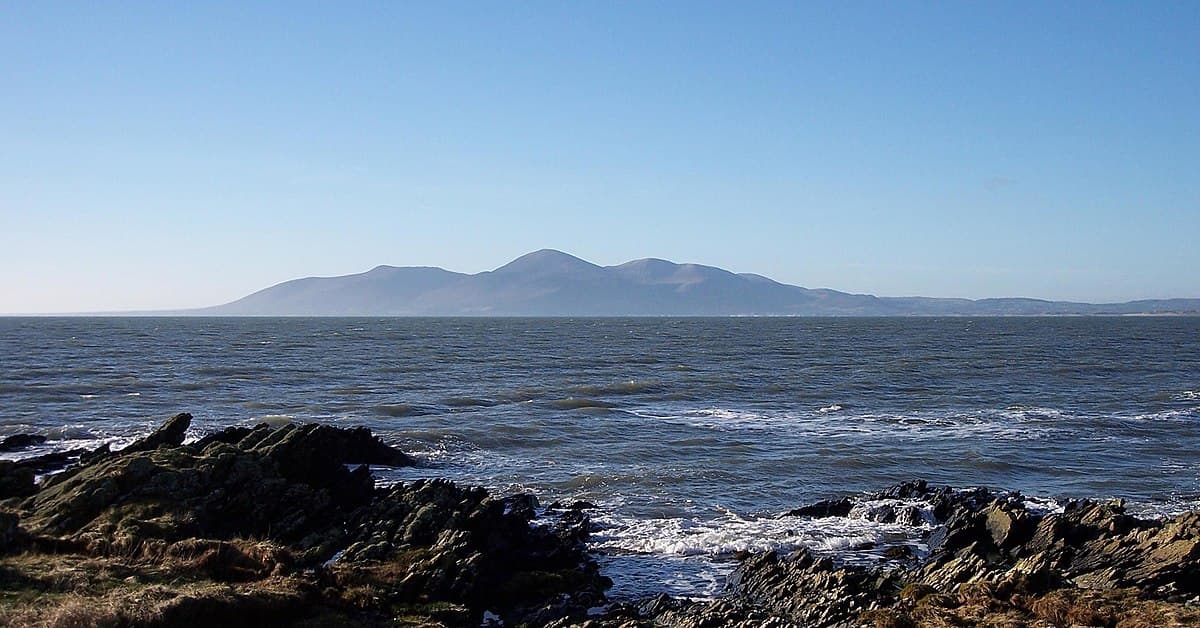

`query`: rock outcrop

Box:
[0,414,608,627]
[578,480,1200,627]
[5,420,1200,627]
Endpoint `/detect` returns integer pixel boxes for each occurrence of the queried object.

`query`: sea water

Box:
[2,316,1198,597]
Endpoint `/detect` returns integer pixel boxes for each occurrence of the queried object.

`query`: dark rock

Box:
[0,509,25,552]
[983,501,1033,550]
[613,595,797,627]
[77,443,111,466]
[728,548,900,626]
[2,419,606,627]
[197,422,414,468]
[0,461,37,499]
[332,478,610,625]
[883,544,916,560]
[501,492,540,520]
[0,433,46,452]
[786,497,853,518]
[7,449,87,475]
[122,412,192,453]
[18,439,373,554]
[878,479,929,500]
[192,425,258,449]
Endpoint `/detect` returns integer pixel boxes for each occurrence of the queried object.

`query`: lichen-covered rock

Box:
[3,414,610,627]
[20,443,365,556]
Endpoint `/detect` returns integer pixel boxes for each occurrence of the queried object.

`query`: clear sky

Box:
[2,2,1197,312]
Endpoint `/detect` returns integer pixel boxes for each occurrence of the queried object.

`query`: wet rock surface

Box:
[0,433,47,452]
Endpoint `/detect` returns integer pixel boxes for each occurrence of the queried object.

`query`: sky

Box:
[1,2,1197,312]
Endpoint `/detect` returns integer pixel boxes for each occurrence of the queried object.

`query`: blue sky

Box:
[1,2,1197,312]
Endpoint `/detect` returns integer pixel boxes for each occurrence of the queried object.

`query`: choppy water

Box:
[2,317,1198,597]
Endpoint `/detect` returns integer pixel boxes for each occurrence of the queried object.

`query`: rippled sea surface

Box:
[2,317,1198,597]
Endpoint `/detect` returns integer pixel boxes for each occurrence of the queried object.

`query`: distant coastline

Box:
[11,249,1199,317]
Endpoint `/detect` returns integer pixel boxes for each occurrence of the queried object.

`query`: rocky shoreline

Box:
[3,415,1199,627]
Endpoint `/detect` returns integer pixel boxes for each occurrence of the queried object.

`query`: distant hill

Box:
[194,249,1200,316]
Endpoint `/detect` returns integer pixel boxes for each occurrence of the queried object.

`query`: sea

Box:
[2,316,1198,598]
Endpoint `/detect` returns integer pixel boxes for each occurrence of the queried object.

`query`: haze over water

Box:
[3,316,1198,596]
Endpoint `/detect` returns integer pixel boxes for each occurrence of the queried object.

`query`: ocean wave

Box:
[372,404,419,417]
[442,396,498,408]
[1128,408,1199,422]
[256,415,296,427]
[627,405,1063,441]
[571,380,662,397]
[547,398,616,411]
[591,506,928,571]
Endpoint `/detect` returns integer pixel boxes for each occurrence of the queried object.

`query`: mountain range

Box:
[189,250,1200,317]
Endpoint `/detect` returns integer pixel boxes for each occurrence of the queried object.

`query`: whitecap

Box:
[592,509,927,559]
[258,415,295,427]
[1021,495,1065,515]
[591,507,929,599]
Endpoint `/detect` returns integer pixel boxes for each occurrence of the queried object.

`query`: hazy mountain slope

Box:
[197,249,1200,316]
[201,266,468,315]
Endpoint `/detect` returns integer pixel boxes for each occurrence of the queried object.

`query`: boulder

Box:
[785,497,853,518]
[0,433,46,452]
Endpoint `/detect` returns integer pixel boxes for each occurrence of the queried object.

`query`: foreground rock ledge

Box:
[3,417,1200,627]
[0,414,608,627]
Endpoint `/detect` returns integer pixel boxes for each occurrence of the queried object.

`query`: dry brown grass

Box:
[0,545,325,628]
[861,582,1200,628]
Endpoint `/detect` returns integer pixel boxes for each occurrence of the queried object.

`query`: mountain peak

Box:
[492,249,603,275]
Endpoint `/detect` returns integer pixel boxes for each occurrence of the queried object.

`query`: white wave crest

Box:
[592,509,926,560]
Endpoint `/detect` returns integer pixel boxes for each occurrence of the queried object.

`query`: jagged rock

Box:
[728,548,901,626]
[197,422,414,468]
[983,500,1033,550]
[14,417,425,555]
[192,425,257,449]
[19,442,367,555]
[5,448,91,475]
[642,597,798,627]
[331,479,610,625]
[6,415,606,627]
[122,412,192,453]
[0,433,46,452]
